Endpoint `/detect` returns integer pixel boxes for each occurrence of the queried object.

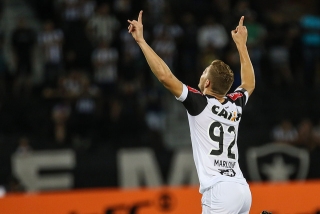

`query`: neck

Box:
[203,89,225,103]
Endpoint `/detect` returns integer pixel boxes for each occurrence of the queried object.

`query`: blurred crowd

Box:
[0,0,319,194]
[271,118,320,151]
[0,0,319,152]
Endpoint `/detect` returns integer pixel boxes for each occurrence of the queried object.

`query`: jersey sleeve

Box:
[226,87,249,108]
[175,84,208,116]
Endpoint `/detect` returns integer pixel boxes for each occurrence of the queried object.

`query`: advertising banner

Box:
[0,187,202,214]
[0,180,320,214]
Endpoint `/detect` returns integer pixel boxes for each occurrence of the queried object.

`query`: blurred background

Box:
[0,0,319,200]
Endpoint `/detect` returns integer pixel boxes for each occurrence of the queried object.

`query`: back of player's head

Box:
[207,60,234,95]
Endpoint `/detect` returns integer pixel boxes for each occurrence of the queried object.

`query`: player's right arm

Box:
[231,16,255,96]
[127,11,183,98]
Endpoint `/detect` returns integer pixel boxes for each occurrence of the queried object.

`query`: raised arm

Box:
[127,11,183,97]
[231,16,255,96]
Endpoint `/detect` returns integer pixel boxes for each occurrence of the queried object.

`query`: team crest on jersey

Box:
[218,169,236,177]
[227,92,243,101]
[246,143,309,182]
[187,86,202,95]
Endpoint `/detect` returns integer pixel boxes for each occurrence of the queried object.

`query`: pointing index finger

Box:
[239,16,244,26]
[138,10,143,23]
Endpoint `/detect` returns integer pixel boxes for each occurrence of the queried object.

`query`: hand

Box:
[231,16,248,47]
[127,10,145,43]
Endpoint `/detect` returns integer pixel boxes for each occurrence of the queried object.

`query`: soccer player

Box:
[128,11,254,214]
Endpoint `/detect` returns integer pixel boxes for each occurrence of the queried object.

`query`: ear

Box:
[204,79,210,88]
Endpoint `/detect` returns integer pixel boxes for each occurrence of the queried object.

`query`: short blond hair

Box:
[207,60,234,95]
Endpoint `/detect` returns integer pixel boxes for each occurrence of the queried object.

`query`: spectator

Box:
[212,0,233,28]
[233,0,252,21]
[15,136,32,154]
[295,118,318,151]
[51,101,71,144]
[64,49,78,70]
[38,21,64,86]
[146,0,166,24]
[100,93,143,148]
[119,28,141,61]
[287,23,303,87]
[116,82,148,148]
[153,15,183,41]
[104,98,125,146]
[58,0,81,23]
[92,40,119,94]
[113,0,132,22]
[197,16,229,57]
[63,70,83,97]
[138,81,165,150]
[86,3,120,45]
[180,12,198,84]
[244,11,266,84]
[300,10,320,88]
[225,46,241,91]
[198,46,219,74]
[11,18,36,96]
[271,119,298,144]
[266,11,294,87]
[143,83,165,133]
[43,70,84,99]
[80,0,96,21]
[152,31,176,71]
[118,27,144,84]
[71,75,100,143]
[118,52,140,86]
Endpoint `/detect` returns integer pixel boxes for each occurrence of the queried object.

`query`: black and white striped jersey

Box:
[176,84,249,193]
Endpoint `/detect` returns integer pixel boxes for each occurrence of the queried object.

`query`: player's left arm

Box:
[127,11,183,97]
[231,16,255,96]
